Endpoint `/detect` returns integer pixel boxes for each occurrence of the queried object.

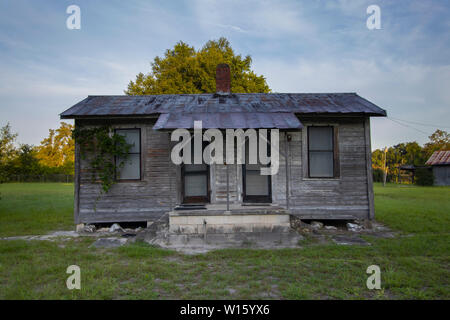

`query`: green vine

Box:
[72,126,132,194]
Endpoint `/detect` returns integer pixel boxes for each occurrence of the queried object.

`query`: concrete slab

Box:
[1,230,80,241]
[170,212,291,235]
[144,229,304,254]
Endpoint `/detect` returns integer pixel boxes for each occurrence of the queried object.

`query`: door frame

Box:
[242,131,272,203]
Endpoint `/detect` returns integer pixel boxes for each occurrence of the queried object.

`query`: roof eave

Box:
[60,114,160,120]
[295,111,387,117]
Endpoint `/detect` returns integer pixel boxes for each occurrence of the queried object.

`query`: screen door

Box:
[182,164,210,203]
[242,138,272,203]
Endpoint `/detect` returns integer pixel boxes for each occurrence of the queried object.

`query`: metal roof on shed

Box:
[60,93,387,118]
[426,151,450,166]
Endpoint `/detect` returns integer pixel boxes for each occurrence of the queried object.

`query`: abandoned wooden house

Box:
[60,64,387,233]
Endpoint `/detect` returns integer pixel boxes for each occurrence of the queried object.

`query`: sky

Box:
[0,0,449,150]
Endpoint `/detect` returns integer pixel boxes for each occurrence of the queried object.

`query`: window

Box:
[308,126,336,178]
[115,129,141,180]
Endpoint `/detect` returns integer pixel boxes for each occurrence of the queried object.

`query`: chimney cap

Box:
[215,63,231,95]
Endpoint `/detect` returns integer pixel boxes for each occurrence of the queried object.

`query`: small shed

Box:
[398,165,417,184]
[425,151,450,186]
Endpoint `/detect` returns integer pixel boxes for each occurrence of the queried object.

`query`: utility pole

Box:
[383,147,387,187]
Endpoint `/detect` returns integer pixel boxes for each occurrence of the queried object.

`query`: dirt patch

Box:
[164,256,184,263]
[331,235,371,246]
[292,217,397,240]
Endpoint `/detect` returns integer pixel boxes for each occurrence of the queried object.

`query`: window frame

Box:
[307,125,339,179]
[114,128,142,182]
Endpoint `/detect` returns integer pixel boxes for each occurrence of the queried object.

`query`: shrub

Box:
[415,168,434,186]
[373,168,384,182]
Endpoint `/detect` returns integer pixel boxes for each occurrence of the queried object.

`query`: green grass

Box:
[0,182,448,299]
[374,183,450,233]
[0,183,74,237]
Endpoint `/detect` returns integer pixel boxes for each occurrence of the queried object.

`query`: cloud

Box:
[214,23,248,33]
[253,56,450,149]
[191,0,316,38]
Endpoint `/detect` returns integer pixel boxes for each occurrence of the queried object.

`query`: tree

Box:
[404,141,425,166]
[0,123,19,181]
[36,122,74,174]
[0,122,18,164]
[12,144,41,175]
[125,38,270,95]
[415,168,434,186]
[423,129,450,159]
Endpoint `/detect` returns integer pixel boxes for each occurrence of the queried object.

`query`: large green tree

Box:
[423,129,450,159]
[36,122,74,174]
[125,38,270,95]
[10,144,41,176]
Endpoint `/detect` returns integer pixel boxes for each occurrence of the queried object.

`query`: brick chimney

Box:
[215,63,231,95]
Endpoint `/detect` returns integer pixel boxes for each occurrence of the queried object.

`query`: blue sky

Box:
[0,0,449,150]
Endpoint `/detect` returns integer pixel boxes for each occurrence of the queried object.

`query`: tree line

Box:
[372,129,449,184]
[1,120,448,184]
[0,122,74,182]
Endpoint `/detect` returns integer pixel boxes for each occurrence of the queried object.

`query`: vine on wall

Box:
[72,126,132,193]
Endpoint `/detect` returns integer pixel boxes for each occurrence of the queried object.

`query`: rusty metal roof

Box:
[426,151,450,166]
[153,112,303,129]
[60,93,387,118]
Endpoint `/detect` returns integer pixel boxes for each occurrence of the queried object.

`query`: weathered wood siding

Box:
[433,165,450,186]
[77,119,177,223]
[211,163,240,204]
[285,116,372,219]
[74,116,373,223]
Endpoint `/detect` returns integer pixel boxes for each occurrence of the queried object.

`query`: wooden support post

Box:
[364,118,375,220]
[74,123,81,225]
[226,162,230,212]
[168,133,173,210]
[285,132,290,211]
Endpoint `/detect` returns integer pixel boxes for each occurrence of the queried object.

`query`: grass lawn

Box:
[0,183,74,237]
[0,182,448,299]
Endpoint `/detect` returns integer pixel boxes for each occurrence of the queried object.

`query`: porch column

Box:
[285,132,290,210]
[226,162,230,212]
[168,133,173,210]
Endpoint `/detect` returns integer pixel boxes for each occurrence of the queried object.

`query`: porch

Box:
[169,204,291,234]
